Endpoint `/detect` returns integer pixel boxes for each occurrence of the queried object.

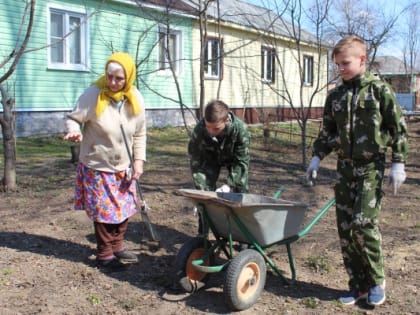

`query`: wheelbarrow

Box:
[174,188,336,311]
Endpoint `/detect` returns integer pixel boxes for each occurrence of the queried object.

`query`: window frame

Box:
[47,4,89,71]
[157,25,182,75]
[204,37,222,79]
[303,55,314,86]
[261,46,275,83]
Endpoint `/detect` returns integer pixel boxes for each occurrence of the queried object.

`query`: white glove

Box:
[389,163,406,195]
[306,156,321,182]
[216,184,231,193]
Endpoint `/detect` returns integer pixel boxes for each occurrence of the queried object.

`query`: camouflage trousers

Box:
[335,158,385,292]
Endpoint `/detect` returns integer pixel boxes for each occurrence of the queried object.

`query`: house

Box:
[371,56,420,111]
[188,0,329,124]
[0,0,328,136]
[0,0,196,136]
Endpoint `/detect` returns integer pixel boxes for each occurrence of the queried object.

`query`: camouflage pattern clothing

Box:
[312,72,408,292]
[188,112,250,193]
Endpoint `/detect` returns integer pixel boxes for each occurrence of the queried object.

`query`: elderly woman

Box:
[64,52,146,271]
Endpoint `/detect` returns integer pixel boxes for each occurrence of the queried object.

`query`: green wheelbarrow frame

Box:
[178,188,336,284]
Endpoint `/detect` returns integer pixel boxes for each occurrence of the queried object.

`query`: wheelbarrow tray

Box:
[177,189,308,247]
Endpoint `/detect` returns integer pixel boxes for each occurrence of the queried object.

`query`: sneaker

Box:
[96,257,127,271]
[368,284,386,306]
[114,250,138,263]
[338,290,368,305]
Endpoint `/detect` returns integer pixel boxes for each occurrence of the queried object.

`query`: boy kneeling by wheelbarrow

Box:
[188,99,251,243]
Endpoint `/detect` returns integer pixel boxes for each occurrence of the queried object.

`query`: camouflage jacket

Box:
[313,72,408,163]
[188,112,250,191]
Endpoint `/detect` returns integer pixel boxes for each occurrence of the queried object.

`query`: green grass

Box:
[0,122,320,192]
[87,294,100,305]
[0,135,73,169]
[301,297,319,308]
[146,126,190,164]
[261,120,321,146]
[15,136,73,160]
[304,254,333,273]
[0,121,320,174]
[1,267,12,287]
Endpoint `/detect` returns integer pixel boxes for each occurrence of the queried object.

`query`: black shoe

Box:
[114,250,138,263]
[96,257,127,271]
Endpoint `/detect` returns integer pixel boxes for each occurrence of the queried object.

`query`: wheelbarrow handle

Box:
[273,187,286,198]
[297,198,336,239]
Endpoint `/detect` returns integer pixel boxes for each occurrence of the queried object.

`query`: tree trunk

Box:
[0,85,17,191]
[301,119,308,168]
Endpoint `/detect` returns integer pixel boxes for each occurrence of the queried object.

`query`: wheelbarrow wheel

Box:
[224,249,266,311]
[175,237,212,293]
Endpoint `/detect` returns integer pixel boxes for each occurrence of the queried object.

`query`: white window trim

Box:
[205,38,221,79]
[261,46,275,83]
[46,4,90,71]
[303,55,314,86]
[157,25,183,76]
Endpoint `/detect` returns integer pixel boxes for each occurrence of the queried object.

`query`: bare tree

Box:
[251,0,332,166]
[197,0,212,117]
[128,0,200,132]
[0,0,35,191]
[326,0,401,68]
[133,0,259,125]
[151,1,197,131]
[402,1,420,95]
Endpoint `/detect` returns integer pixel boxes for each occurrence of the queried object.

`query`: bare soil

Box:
[0,119,419,315]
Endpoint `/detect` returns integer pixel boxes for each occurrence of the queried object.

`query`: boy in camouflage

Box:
[188,99,250,193]
[306,35,408,306]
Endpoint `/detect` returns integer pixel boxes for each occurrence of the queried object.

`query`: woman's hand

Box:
[63,132,83,142]
[133,159,144,180]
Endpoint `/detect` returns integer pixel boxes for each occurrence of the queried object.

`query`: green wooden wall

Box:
[0,0,194,112]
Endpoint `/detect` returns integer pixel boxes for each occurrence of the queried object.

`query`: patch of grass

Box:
[87,294,100,305]
[399,212,410,221]
[301,297,319,308]
[304,254,333,273]
[47,175,67,184]
[330,300,343,309]
[1,122,319,166]
[1,268,13,286]
[385,292,396,305]
[0,122,317,186]
[2,267,12,276]
[120,300,136,311]
[1,278,10,286]
[0,135,73,170]
[16,136,73,159]
[146,127,189,165]
[261,120,321,145]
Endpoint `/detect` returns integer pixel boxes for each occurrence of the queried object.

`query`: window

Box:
[303,55,314,86]
[48,6,88,71]
[205,38,222,78]
[158,26,181,74]
[261,46,275,83]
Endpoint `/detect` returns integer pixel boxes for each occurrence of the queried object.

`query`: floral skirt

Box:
[74,163,137,224]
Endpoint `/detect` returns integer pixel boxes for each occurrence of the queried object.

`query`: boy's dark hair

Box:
[204,100,229,123]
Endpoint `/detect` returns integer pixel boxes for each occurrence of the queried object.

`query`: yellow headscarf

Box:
[92,52,141,117]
